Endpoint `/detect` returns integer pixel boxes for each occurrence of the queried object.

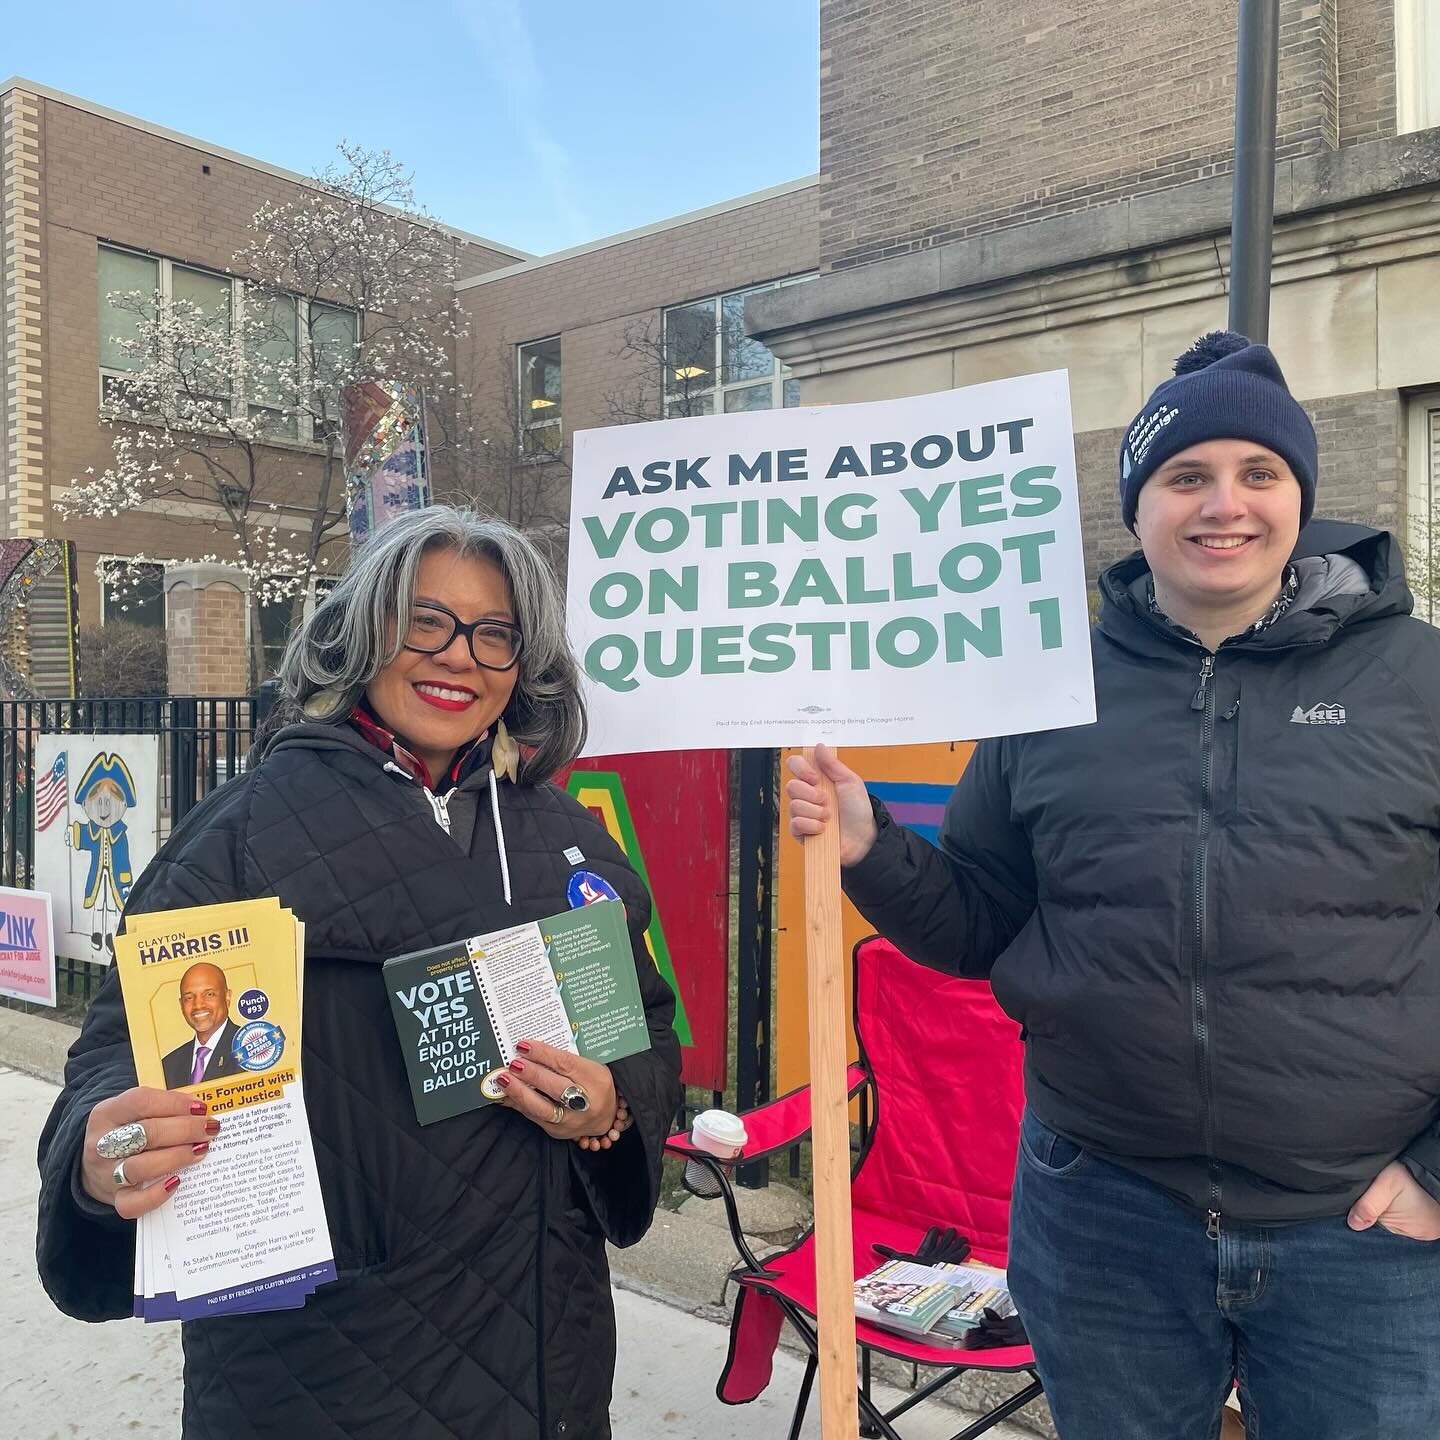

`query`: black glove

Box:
[872,1225,972,1267]
[962,1307,1029,1350]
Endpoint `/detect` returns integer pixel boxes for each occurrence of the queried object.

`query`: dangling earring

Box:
[491,716,521,784]
[302,687,348,720]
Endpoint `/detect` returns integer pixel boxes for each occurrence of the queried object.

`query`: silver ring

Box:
[112,1159,134,1188]
[560,1083,589,1113]
[96,1122,148,1160]
[547,1101,566,1125]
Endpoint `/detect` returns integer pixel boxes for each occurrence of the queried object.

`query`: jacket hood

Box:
[1098,518,1413,656]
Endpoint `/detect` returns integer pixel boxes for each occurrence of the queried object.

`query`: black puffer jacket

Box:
[36,724,682,1439]
[845,521,1440,1225]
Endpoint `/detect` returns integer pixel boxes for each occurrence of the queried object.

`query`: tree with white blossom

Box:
[62,144,467,684]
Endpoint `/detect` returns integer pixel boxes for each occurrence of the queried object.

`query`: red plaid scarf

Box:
[347,701,488,792]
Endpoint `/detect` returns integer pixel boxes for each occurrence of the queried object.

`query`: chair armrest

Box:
[665,1062,869,1166]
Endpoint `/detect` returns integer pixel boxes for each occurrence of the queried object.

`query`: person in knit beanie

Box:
[787,330,1440,1437]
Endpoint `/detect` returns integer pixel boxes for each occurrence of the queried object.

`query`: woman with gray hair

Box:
[37,506,683,1439]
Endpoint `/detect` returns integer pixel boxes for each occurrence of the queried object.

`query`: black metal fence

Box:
[1,694,262,1003]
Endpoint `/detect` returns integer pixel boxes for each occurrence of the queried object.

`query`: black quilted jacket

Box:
[36,724,682,1439]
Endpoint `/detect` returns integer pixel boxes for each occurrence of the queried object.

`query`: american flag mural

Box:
[34,752,68,831]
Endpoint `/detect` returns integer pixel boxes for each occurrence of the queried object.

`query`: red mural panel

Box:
[558,750,730,1091]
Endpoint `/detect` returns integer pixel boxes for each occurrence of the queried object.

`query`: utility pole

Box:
[1228,0,1280,341]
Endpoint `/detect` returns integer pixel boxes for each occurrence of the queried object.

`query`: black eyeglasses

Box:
[403,602,524,671]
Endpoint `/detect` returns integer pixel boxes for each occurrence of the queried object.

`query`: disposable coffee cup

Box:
[684,1110,748,1198]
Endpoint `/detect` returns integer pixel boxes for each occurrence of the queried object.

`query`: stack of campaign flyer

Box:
[385,898,651,1126]
[114,897,335,1320]
[854,1257,1015,1345]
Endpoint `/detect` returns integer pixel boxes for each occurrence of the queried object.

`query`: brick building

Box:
[452,178,818,551]
[0,77,816,692]
[0,77,525,690]
[749,0,1440,598]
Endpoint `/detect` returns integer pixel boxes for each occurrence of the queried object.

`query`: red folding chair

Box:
[667,935,1043,1440]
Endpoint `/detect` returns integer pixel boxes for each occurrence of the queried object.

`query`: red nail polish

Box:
[495,1073,511,1088]
[192,1142,210,1157]
[189,1102,208,1116]
[508,1059,525,1073]
[515,1042,532,1054]
[204,1120,222,1135]
[164,1175,181,1193]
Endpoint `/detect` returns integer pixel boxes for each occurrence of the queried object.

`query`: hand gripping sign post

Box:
[568,371,1096,1437]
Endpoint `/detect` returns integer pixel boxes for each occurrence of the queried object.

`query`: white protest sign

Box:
[568,370,1095,756]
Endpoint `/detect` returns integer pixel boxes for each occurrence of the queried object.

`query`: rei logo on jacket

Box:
[1290,701,1347,725]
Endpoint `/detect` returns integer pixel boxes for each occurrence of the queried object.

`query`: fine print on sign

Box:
[568,370,1096,757]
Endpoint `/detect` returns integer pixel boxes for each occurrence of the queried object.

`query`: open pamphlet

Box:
[114,897,335,1320]
[385,898,651,1126]
[854,1256,1015,1344]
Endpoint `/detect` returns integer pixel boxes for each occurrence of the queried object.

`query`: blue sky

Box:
[6,0,819,256]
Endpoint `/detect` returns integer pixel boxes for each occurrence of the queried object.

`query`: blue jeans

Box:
[1007,1110,1440,1440]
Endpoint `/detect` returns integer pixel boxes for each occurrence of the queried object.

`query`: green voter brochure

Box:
[385,899,650,1126]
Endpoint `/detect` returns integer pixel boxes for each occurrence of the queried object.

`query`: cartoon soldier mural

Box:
[63,753,136,956]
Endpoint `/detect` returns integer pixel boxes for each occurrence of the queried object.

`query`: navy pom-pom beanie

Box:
[1118,331,1318,532]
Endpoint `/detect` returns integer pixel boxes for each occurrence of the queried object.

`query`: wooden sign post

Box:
[801,749,860,1440]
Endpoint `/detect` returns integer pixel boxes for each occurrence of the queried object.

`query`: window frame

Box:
[307,301,361,444]
[516,335,563,461]
[1396,0,1440,135]
[98,556,167,630]
[251,573,341,677]
[96,246,161,392]
[97,242,359,449]
[660,275,813,419]
[1406,388,1440,625]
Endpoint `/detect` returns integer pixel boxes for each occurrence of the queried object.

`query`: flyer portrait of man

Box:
[115,897,304,1105]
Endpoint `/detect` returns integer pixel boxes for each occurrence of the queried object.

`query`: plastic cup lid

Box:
[692,1109,747,1147]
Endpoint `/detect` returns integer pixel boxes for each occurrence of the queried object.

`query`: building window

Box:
[1397,0,1440,134]
[1407,389,1440,624]
[256,575,338,676]
[245,289,300,440]
[172,264,233,412]
[258,593,297,677]
[309,304,360,443]
[661,278,812,418]
[97,247,160,405]
[518,336,562,458]
[97,244,357,447]
[100,559,166,629]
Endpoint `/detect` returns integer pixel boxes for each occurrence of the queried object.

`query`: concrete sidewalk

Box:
[2,1059,1035,1438]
